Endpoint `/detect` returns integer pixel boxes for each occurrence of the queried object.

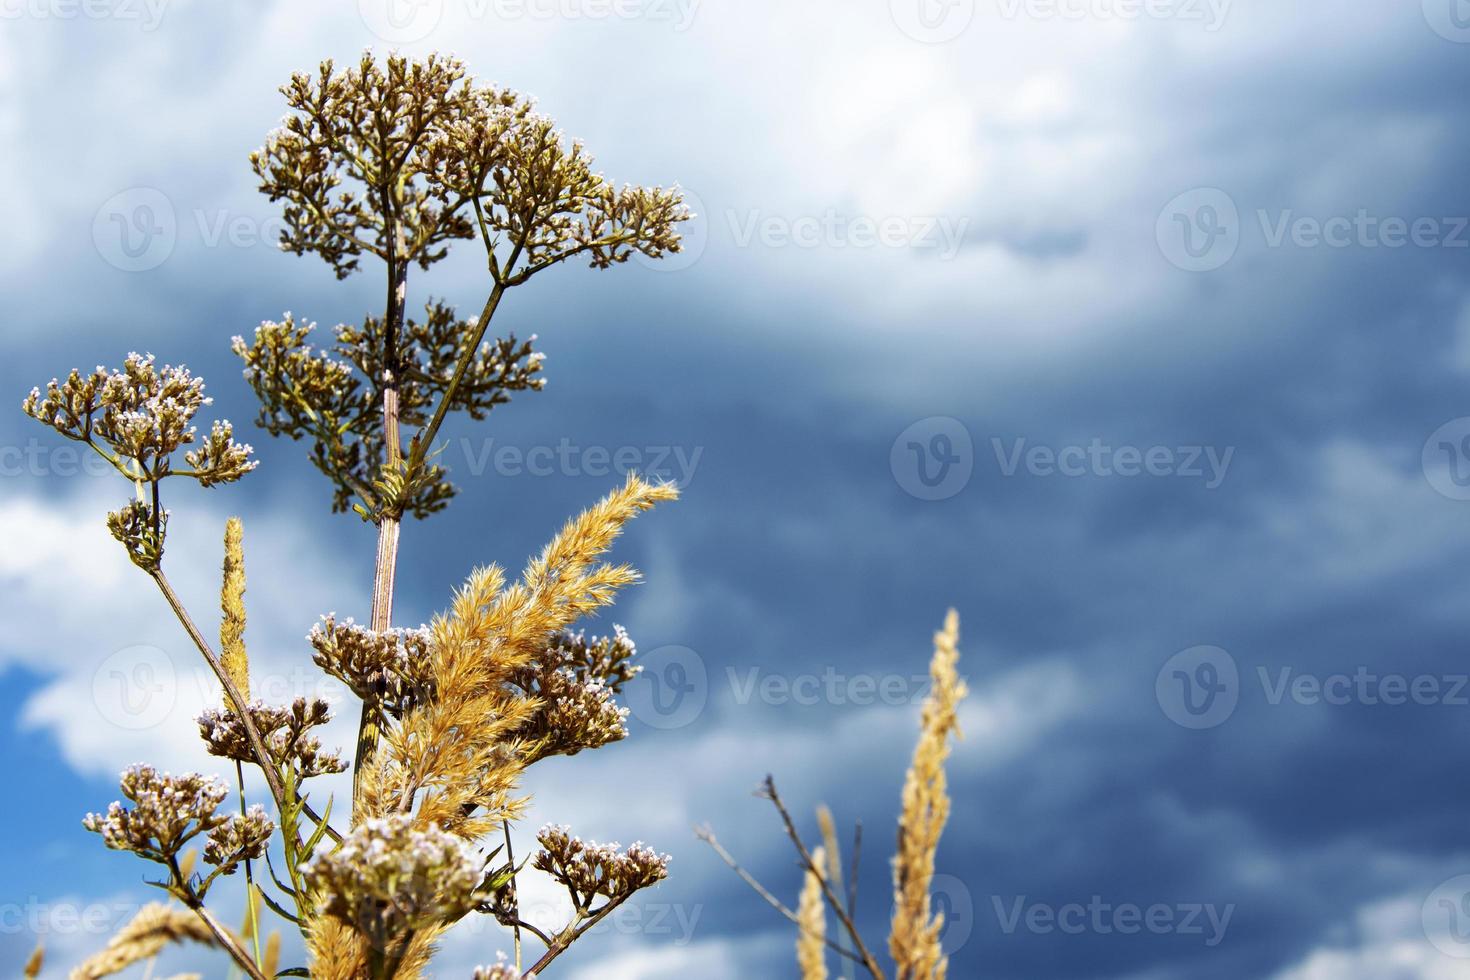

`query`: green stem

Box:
[235,760,262,966]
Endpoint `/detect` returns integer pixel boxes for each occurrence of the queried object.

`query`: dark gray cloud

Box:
[6,1,1470,977]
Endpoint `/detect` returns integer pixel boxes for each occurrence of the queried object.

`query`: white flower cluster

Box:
[532,824,669,906]
[471,953,521,980]
[83,765,274,883]
[308,614,435,713]
[304,814,486,940]
[203,803,275,873]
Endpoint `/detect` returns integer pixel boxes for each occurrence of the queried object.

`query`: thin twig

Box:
[847,819,863,917]
[761,776,886,980]
[168,854,268,980]
[150,570,286,814]
[234,760,262,967]
[504,820,522,970]
[695,824,865,966]
[523,892,635,978]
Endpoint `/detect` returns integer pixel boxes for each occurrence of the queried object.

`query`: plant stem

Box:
[352,216,409,823]
[170,853,269,980]
[149,569,287,816]
[763,776,886,980]
[235,760,262,966]
[504,820,521,970]
[411,281,507,466]
[696,825,866,967]
[189,902,269,980]
[524,894,635,978]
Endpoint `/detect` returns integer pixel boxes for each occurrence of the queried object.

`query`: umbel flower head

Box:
[252,51,688,281]
[304,814,485,950]
[532,824,669,908]
[22,354,255,484]
[197,697,348,781]
[511,625,641,761]
[308,614,436,715]
[82,765,273,877]
[232,309,544,518]
[22,354,255,568]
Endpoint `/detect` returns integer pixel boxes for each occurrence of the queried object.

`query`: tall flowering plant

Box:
[24,52,688,980]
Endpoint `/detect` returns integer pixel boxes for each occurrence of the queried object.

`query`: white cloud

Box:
[3,487,361,778]
[1273,894,1470,980]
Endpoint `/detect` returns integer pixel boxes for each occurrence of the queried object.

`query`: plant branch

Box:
[695,824,865,966]
[168,853,269,980]
[762,776,886,980]
[149,569,287,814]
[523,892,636,978]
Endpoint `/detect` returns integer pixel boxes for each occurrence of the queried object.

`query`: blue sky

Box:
[4,0,1470,977]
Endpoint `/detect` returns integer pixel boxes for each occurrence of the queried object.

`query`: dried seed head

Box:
[308,614,435,715]
[304,814,486,950]
[532,824,669,908]
[220,517,249,701]
[82,765,230,864]
[197,698,347,781]
[512,625,641,761]
[203,804,274,874]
